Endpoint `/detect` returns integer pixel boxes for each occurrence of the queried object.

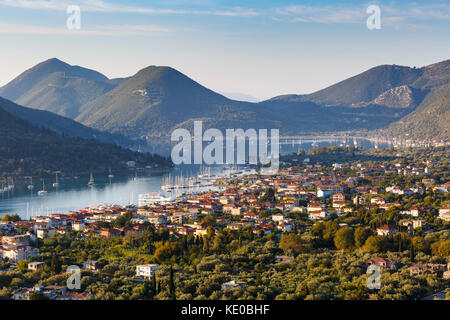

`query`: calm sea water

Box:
[0,138,390,218]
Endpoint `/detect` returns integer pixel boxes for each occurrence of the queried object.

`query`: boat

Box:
[108,168,114,179]
[138,193,174,206]
[52,172,60,188]
[27,177,34,190]
[88,172,95,186]
[37,180,48,196]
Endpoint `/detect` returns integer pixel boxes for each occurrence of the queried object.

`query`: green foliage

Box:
[279,233,310,256]
[0,214,21,222]
[334,228,355,251]
[354,227,373,248]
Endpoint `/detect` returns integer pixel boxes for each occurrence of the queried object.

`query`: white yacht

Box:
[38,181,48,196]
[52,172,60,188]
[138,193,173,206]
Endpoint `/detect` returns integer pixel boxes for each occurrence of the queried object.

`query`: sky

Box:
[0,0,449,101]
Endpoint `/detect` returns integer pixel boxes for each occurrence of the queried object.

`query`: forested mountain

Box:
[0,104,170,177]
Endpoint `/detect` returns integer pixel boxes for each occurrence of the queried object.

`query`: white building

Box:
[439,207,450,222]
[72,222,86,232]
[221,280,246,290]
[271,213,285,222]
[2,245,39,262]
[135,264,159,280]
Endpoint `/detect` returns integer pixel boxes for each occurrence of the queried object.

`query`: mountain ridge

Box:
[1,58,449,142]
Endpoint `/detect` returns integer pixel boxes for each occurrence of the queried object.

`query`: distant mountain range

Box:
[1,58,449,142]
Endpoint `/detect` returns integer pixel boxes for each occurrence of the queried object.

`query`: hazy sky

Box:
[0,0,449,100]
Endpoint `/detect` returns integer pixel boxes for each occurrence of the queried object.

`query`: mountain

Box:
[0,104,170,177]
[2,58,449,142]
[76,66,278,138]
[268,64,427,107]
[0,96,140,148]
[385,84,450,141]
[75,60,449,140]
[383,60,450,141]
[0,58,118,119]
[267,60,450,140]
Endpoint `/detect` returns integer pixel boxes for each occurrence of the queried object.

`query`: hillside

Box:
[267,60,450,140]
[0,97,140,148]
[382,60,450,141]
[0,105,170,177]
[76,66,278,138]
[385,83,450,141]
[0,58,118,119]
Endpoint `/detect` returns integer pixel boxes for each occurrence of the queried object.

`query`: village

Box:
[0,147,449,300]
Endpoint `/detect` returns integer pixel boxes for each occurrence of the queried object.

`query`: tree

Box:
[410,243,415,263]
[169,266,176,300]
[152,274,157,296]
[334,228,355,251]
[50,254,62,274]
[259,188,276,203]
[431,240,450,258]
[364,236,384,253]
[29,292,50,300]
[16,260,29,272]
[154,242,182,263]
[354,227,372,248]
[279,233,309,256]
[140,281,153,299]
[212,233,227,253]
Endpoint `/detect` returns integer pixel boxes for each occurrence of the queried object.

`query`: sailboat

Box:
[27,177,34,191]
[38,180,48,196]
[52,172,60,188]
[88,172,95,186]
[108,168,114,179]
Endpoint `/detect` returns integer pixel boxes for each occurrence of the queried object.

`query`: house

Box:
[271,213,285,222]
[307,202,325,213]
[72,222,85,232]
[135,264,159,280]
[2,245,39,262]
[332,193,345,202]
[231,207,245,216]
[37,228,56,239]
[275,255,294,263]
[56,292,88,300]
[28,261,45,271]
[332,200,346,209]
[100,228,122,238]
[1,234,31,246]
[366,257,396,268]
[438,207,450,221]
[376,224,398,236]
[277,222,293,232]
[410,264,447,276]
[83,260,100,271]
[444,263,450,280]
[221,280,246,290]
[12,285,67,300]
[371,197,385,205]
[410,207,420,217]
[309,210,329,221]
